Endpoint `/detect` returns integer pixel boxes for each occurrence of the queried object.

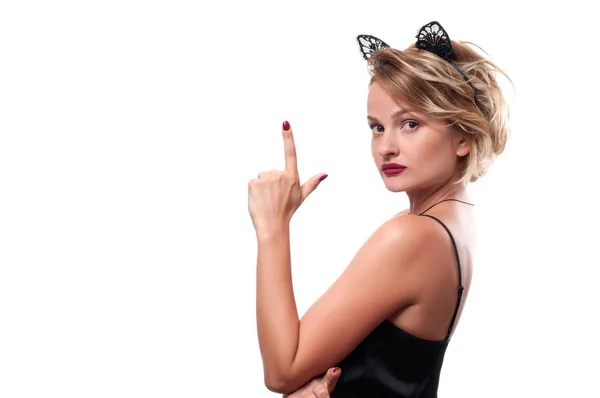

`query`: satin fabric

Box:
[331,320,449,398]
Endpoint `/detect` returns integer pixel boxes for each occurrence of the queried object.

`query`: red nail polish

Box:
[282,121,290,131]
[332,368,340,375]
[319,174,328,182]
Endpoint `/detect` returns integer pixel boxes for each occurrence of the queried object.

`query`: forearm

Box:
[256,225,300,388]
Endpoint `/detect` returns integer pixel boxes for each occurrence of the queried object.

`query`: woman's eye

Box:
[403,121,419,130]
[370,124,384,134]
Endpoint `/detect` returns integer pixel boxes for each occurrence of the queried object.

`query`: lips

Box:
[382,163,406,176]
[381,163,406,171]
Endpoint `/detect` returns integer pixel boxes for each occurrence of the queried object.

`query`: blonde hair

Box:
[367,41,511,184]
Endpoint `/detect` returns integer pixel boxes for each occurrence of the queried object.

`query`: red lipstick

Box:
[382,163,406,175]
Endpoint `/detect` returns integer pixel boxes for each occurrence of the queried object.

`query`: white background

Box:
[1,1,599,397]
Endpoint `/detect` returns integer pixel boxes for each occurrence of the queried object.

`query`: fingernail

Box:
[319,174,328,182]
[332,368,340,376]
[282,120,290,131]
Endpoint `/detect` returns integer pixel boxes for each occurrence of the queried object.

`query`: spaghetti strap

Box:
[418,214,464,340]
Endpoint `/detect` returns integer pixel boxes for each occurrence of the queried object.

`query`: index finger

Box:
[282,120,298,175]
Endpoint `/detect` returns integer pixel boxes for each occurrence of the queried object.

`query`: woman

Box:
[248,21,510,397]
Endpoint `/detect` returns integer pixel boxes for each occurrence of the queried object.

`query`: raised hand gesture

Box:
[248,121,327,234]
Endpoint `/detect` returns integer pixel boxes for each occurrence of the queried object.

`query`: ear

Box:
[456,136,471,157]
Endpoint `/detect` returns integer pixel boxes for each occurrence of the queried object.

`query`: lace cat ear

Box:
[415,21,453,61]
[356,34,390,60]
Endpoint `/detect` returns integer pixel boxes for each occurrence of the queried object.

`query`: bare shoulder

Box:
[375,214,461,276]
[356,215,432,263]
[379,212,451,246]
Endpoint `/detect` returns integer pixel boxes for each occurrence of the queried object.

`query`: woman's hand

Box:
[284,367,341,398]
[248,121,327,234]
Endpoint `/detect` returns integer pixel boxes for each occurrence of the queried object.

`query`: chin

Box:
[382,179,410,193]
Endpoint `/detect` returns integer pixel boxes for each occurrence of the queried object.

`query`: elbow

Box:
[264,381,288,394]
[264,371,298,394]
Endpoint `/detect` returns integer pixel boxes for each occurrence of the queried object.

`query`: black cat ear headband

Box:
[357,21,480,108]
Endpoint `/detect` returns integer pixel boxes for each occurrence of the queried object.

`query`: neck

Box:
[407,177,468,215]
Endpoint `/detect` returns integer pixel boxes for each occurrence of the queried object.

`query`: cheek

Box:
[412,139,454,170]
[405,139,432,162]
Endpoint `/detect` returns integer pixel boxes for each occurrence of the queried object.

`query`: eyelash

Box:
[370,124,385,134]
[369,120,419,134]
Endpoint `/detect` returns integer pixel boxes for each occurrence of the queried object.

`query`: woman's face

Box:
[367,81,470,193]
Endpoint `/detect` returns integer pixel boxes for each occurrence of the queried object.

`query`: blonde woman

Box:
[248,21,510,398]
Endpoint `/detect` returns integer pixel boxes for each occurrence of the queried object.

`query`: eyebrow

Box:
[367,109,417,122]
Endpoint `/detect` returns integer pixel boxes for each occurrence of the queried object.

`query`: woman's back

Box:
[331,199,475,397]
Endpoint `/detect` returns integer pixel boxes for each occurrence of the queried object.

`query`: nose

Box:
[377,131,399,159]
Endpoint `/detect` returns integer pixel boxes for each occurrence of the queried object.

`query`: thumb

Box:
[301,173,328,200]
[322,367,341,393]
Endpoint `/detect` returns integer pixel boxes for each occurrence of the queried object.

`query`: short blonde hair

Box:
[367,41,511,184]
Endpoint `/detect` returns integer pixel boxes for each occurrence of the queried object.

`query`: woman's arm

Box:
[256,215,437,393]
